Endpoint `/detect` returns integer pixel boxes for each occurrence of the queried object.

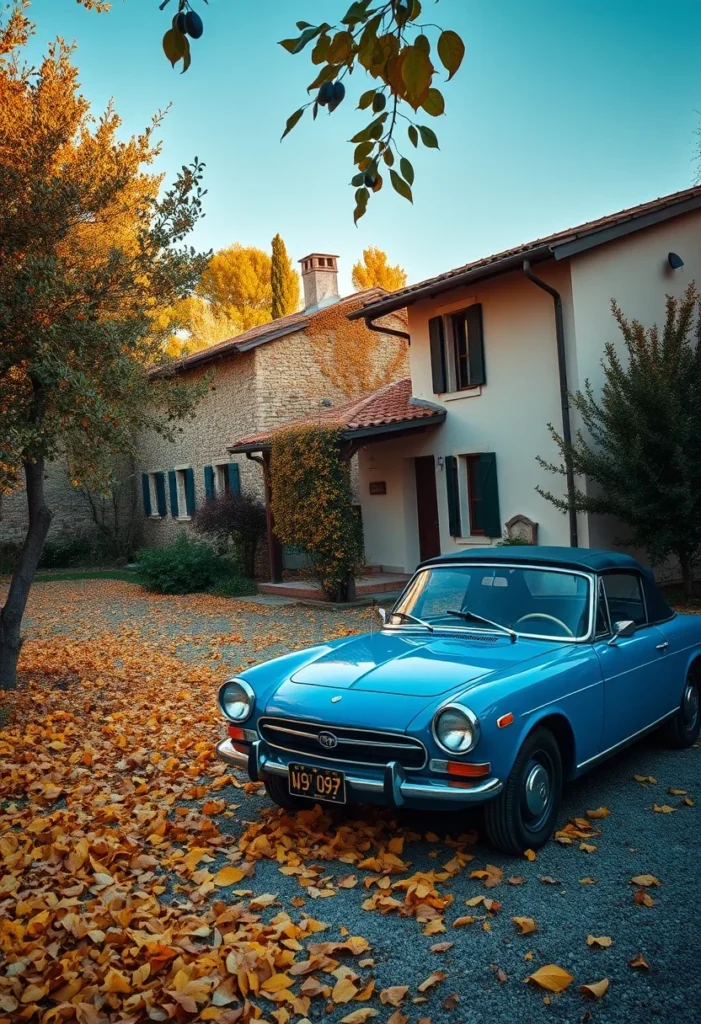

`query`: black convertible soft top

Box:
[418,546,674,624]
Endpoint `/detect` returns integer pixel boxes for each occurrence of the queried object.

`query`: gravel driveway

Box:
[4,579,701,1023]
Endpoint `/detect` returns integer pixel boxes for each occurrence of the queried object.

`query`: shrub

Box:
[496,536,532,546]
[137,534,224,594]
[209,570,258,598]
[270,425,364,601]
[39,535,109,569]
[192,491,266,578]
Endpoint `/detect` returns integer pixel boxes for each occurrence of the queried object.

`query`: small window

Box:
[603,573,646,627]
[214,464,229,496]
[148,473,159,517]
[175,470,188,518]
[450,304,485,390]
[464,455,484,534]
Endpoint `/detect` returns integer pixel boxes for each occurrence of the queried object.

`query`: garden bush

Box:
[39,534,110,569]
[192,491,266,578]
[137,534,225,594]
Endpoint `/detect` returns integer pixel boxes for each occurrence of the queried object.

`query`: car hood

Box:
[288,629,564,698]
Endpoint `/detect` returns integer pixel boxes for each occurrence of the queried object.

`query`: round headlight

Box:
[218,678,254,723]
[433,705,479,754]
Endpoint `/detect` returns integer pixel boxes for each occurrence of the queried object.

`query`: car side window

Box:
[602,573,647,627]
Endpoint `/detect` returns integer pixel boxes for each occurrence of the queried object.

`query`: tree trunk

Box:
[678,549,694,602]
[0,458,53,689]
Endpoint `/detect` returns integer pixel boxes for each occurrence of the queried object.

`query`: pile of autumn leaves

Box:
[0,616,659,1023]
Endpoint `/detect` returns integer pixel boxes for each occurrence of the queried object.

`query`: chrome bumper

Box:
[215,738,503,806]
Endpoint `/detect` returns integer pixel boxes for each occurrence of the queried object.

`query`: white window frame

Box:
[173,465,191,521]
[214,462,229,497]
[148,472,160,519]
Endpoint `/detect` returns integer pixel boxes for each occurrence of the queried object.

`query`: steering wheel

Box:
[514,613,574,638]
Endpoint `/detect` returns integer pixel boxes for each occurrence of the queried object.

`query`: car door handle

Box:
[656,642,669,651]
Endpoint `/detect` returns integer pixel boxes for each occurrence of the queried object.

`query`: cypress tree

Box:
[538,284,701,598]
[271,234,300,320]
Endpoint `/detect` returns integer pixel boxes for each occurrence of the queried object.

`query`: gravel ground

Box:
[15,580,701,1023]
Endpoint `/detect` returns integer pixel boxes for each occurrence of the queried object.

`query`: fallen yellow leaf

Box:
[213,865,245,887]
[523,848,536,861]
[512,916,538,935]
[586,935,613,948]
[628,953,650,969]
[653,804,676,814]
[261,974,294,993]
[417,971,447,992]
[332,977,358,1004]
[630,874,661,887]
[340,1010,378,1024]
[380,986,409,1006]
[580,978,609,999]
[525,965,574,993]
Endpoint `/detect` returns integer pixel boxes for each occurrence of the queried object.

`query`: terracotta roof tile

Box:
[228,378,443,451]
[351,184,701,318]
[152,288,399,376]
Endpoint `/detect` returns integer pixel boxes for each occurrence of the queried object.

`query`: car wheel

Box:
[264,774,314,812]
[661,674,701,749]
[484,727,563,855]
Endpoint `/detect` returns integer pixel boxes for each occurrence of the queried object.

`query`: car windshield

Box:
[388,564,591,640]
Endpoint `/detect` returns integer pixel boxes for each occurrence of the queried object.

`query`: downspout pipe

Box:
[361,314,411,343]
[522,260,578,548]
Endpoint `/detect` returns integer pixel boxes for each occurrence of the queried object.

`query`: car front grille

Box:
[258,716,427,770]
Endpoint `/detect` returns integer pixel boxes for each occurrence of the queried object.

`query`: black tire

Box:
[264,774,311,812]
[661,674,701,749]
[484,727,563,855]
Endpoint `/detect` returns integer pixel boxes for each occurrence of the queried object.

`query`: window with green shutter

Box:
[464,452,501,537]
[141,473,152,517]
[429,316,446,394]
[228,462,241,496]
[204,465,214,502]
[445,455,462,538]
[451,303,485,389]
[168,471,178,517]
[184,467,196,516]
[155,472,167,517]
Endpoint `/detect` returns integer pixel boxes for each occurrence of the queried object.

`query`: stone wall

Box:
[0,461,102,548]
[133,314,409,560]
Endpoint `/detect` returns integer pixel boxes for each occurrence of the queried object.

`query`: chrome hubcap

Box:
[683,682,699,729]
[524,762,550,817]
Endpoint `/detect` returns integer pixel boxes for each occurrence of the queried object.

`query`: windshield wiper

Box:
[446,609,517,643]
[388,610,434,632]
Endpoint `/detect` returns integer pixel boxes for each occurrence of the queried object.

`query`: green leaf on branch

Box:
[408,124,419,147]
[279,27,322,55]
[422,87,445,116]
[437,29,465,80]
[409,0,422,18]
[399,156,414,185]
[383,148,395,167]
[400,44,433,110]
[343,0,373,26]
[354,140,374,163]
[327,30,354,63]
[390,169,413,203]
[418,124,439,148]
[281,107,306,140]
[358,89,376,110]
[311,35,331,64]
[307,63,337,91]
[415,34,431,54]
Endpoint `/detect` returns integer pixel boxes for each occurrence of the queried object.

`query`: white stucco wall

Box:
[358,206,701,573]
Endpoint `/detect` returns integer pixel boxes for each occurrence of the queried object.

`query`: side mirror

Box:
[608,619,635,645]
[378,607,387,625]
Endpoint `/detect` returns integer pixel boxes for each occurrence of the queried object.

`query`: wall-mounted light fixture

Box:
[668,252,684,270]
[436,456,444,471]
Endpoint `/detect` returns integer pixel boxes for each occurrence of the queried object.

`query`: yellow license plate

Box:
[288,763,346,804]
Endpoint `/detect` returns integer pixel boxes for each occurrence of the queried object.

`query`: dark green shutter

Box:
[466,303,485,386]
[445,456,461,538]
[204,465,214,501]
[185,467,195,515]
[429,316,446,394]
[228,462,241,495]
[141,473,152,517]
[155,472,167,517]
[168,470,178,517]
[478,453,501,536]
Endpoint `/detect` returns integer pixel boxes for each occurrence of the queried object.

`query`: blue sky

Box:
[25,0,701,295]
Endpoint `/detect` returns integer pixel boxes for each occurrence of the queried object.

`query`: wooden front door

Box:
[415,456,441,561]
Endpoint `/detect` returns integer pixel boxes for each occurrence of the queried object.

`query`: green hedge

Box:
[137,534,255,596]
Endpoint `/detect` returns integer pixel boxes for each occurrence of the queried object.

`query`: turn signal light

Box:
[497,713,514,729]
[228,725,246,741]
[447,761,491,778]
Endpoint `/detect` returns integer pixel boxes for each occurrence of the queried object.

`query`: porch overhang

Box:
[227,410,446,456]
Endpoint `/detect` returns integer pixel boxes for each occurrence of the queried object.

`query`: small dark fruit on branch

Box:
[185,10,204,38]
[372,92,387,112]
[333,81,345,103]
[318,80,335,106]
[175,11,187,32]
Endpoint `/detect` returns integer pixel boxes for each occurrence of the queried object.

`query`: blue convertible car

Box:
[216,547,700,853]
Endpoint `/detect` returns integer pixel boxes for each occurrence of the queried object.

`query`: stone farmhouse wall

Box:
[135,315,408,552]
[0,461,101,548]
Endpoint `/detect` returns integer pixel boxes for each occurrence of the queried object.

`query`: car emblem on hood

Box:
[331,695,342,703]
[318,731,338,749]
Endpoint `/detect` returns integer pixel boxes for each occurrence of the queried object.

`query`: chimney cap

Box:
[299,252,339,264]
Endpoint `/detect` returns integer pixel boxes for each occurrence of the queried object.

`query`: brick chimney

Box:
[299,253,340,312]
